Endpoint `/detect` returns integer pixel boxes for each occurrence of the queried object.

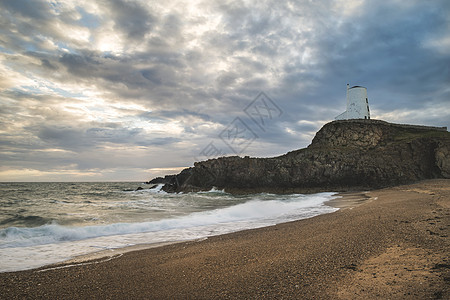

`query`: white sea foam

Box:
[148,183,166,193]
[0,191,338,272]
[198,187,227,194]
[0,193,334,248]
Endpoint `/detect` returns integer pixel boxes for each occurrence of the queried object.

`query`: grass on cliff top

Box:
[391,129,450,143]
[281,127,449,158]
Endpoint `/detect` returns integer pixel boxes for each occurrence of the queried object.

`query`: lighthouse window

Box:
[366,98,368,103]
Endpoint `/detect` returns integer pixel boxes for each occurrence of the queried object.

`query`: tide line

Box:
[35,253,123,273]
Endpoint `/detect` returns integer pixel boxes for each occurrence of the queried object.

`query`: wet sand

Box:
[0,179,448,299]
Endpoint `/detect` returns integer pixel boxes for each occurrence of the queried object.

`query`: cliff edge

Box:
[153,120,450,194]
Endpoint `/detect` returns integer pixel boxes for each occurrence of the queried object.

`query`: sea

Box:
[0,182,339,273]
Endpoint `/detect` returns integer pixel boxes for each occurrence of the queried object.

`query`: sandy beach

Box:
[1,179,448,299]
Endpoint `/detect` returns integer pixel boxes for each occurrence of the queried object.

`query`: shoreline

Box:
[325,191,372,209]
[24,190,354,272]
[1,179,448,299]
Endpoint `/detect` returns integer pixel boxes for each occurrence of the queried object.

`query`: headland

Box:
[151,119,450,194]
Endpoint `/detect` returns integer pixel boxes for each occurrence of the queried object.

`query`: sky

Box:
[0,0,449,182]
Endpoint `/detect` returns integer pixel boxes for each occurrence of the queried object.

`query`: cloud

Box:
[1,0,50,20]
[0,0,449,181]
[107,0,157,40]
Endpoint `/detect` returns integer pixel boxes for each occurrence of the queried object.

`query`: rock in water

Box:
[154,120,449,194]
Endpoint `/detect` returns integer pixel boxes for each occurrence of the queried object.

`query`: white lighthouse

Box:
[335,84,370,120]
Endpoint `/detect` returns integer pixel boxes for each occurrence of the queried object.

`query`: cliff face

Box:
[158,120,450,194]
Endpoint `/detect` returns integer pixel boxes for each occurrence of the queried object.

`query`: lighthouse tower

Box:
[335,84,370,120]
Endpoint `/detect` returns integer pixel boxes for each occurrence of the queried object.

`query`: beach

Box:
[1,179,448,299]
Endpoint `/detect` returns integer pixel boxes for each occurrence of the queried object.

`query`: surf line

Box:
[35,253,124,273]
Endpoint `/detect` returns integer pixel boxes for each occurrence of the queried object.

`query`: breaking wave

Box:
[0,192,337,249]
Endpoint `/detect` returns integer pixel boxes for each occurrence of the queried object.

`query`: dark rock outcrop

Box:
[155,120,450,194]
[146,175,177,185]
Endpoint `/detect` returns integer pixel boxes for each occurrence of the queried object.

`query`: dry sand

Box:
[0,179,448,299]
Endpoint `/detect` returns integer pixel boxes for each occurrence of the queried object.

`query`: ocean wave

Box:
[198,187,228,194]
[121,184,167,194]
[146,183,166,194]
[0,215,54,228]
[0,192,337,249]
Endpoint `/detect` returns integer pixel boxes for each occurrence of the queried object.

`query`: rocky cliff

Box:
[153,120,450,194]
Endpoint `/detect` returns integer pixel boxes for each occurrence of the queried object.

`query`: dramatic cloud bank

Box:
[1,0,449,181]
